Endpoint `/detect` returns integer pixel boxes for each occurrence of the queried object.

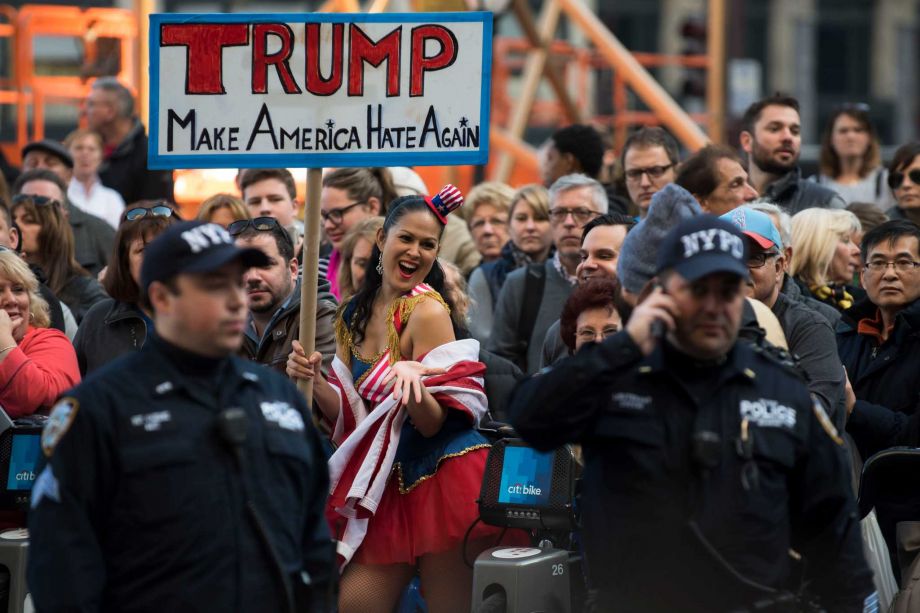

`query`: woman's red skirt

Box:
[335,448,527,565]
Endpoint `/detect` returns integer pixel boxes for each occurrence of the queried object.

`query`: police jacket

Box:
[510,332,874,613]
[27,334,333,613]
[762,167,846,214]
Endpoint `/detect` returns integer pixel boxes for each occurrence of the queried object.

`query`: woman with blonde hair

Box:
[196,193,251,228]
[790,208,863,311]
[336,216,384,302]
[463,181,515,263]
[0,249,80,416]
[467,184,554,344]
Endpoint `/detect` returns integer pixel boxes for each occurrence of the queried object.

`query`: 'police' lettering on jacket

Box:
[260,401,305,432]
[739,398,796,429]
[130,410,172,432]
[612,392,653,411]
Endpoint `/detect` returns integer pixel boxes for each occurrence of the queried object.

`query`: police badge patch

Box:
[812,396,844,446]
[42,397,79,457]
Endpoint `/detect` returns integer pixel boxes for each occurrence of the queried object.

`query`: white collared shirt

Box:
[68,177,125,229]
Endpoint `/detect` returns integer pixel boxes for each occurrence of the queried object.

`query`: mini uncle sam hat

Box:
[425,184,464,223]
[720,206,784,251]
[656,215,750,282]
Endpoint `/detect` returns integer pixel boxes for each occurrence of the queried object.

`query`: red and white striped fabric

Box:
[326,338,487,567]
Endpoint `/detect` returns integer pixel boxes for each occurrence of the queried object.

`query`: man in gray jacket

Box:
[739,95,845,214]
[489,174,608,373]
[722,206,846,426]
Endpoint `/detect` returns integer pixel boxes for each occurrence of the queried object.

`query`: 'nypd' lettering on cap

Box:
[180,224,233,253]
[141,221,271,294]
[656,215,750,282]
[679,228,744,259]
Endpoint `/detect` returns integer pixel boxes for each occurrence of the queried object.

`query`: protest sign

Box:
[148,12,493,169]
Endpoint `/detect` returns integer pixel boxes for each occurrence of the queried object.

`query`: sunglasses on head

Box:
[11,194,60,208]
[888,169,920,191]
[228,216,282,235]
[227,216,294,247]
[124,204,177,222]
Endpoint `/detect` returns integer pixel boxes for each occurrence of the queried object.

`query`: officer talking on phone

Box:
[509,215,876,612]
[27,221,334,613]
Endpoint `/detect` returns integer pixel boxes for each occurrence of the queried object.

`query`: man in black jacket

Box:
[511,215,876,612]
[740,95,845,214]
[29,221,334,612]
[838,219,920,572]
[86,77,174,205]
[839,220,920,457]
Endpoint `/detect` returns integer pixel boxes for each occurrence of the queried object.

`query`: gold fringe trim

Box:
[394,443,491,494]
[336,289,451,370]
[334,298,354,366]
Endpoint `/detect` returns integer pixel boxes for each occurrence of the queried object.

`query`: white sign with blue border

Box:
[148,12,493,170]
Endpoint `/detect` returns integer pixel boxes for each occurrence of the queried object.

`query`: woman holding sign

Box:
[288,186,511,612]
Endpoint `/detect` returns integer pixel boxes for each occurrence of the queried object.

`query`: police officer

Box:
[510,215,876,612]
[27,221,333,613]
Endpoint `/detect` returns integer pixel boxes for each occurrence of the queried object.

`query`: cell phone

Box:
[651,282,667,339]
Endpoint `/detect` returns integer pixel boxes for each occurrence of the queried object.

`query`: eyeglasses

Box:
[888,169,920,191]
[548,207,599,225]
[865,259,920,273]
[624,164,674,182]
[124,205,177,221]
[746,252,779,268]
[11,194,60,208]
[321,201,365,225]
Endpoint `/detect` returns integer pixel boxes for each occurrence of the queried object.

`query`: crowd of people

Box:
[1,76,919,612]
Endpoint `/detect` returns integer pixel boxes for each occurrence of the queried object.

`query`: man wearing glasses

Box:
[838,220,920,458]
[230,216,337,376]
[837,219,920,571]
[722,207,847,428]
[620,127,680,219]
[489,174,608,373]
